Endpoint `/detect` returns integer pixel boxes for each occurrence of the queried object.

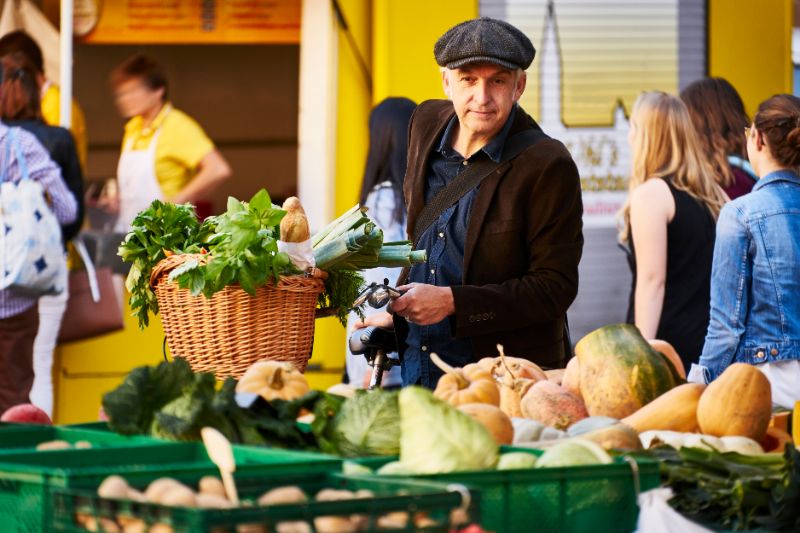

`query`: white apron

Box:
[115,126,164,232]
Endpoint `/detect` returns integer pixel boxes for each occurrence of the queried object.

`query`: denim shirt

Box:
[403,108,517,388]
[696,170,800,381]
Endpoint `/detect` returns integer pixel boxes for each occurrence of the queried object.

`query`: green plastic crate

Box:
[0,442,342,532]
[51,472,476,532]
[0,426,160,453]
[351,447,659,533]
[62,422,113,432]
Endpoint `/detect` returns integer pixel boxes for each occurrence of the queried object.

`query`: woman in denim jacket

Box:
[692,94,800,409]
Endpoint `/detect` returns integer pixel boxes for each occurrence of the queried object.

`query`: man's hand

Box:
[391,283,455,326]
[351,311,394,331]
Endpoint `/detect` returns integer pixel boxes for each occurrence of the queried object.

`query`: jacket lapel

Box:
[404,102,455,241]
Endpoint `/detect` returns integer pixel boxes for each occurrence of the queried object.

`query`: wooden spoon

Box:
[201,427,239,505]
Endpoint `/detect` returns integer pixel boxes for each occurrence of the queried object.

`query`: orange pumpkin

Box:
[697,363,772,441]
[458,403,514,445]
[432,353,500,406]
[648,339,686,379]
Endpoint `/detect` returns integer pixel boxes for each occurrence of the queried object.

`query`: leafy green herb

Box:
[172,190,298,298]
[119,202,206,328]
[319,270,366,326]
[641,445,800,531]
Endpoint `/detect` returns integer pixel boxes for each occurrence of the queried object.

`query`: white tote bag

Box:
[0,127,65,296]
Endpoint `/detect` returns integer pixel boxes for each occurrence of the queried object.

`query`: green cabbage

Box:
[398,387,498,473]
[331,390,400,457]
[497,452,538,470]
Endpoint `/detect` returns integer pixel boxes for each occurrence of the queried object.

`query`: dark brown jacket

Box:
[397,99,583,368]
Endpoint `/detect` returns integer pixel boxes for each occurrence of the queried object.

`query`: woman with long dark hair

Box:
[681,78,757,199]
[692,94,800,409]
[0,52,84,417]
[346,97,416,387]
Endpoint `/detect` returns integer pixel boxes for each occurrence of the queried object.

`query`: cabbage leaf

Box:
[398,387,498,473]
[331,390,400,457]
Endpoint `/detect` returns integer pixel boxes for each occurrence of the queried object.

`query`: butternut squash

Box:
[622,383,706,433]
[697,363,772,441]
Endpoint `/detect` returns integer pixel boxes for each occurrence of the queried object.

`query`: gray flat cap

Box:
[434,17,535,71]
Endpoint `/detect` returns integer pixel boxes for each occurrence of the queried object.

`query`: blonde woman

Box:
[620,92,728,370]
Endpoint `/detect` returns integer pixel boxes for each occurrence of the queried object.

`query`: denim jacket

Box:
[695,170,800,381]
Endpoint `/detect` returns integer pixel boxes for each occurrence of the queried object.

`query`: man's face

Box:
[113,78,164,119]
[442,63,526,141]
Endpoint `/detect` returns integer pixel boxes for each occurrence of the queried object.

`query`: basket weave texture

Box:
[150,254,325,377]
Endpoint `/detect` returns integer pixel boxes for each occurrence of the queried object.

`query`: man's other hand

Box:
[352,311,394,331]
[391,283,455,326]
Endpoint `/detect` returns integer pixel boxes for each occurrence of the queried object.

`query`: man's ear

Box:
[441,69,452,99]
[513,71,527,102]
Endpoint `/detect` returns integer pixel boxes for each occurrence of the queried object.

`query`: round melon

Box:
[575,324,679,419]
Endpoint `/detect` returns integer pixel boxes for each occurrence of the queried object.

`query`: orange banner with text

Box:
[75,0,300,44]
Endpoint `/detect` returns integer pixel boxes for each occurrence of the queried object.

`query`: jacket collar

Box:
[754,169,800,190]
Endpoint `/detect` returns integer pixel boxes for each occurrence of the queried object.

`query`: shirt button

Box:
[430,268,435,274]
[438,232,444,239]
[756,350,765,359]
[461,160,468,166]
[421,346,428,352]
[771,348,779,356]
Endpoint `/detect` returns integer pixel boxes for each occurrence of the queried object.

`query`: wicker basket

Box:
[149,254,325,377]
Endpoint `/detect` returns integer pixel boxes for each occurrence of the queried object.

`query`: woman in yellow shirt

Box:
[107,55,231,230]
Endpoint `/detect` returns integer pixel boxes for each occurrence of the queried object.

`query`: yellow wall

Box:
[372,0,478,105]
[709,0,793,116]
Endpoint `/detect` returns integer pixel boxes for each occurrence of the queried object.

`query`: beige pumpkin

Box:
[431,353,500,406]
[236,360,310,402]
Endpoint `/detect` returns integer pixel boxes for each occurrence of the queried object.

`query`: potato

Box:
[98,475,130,499]
[257,486,307,506]
[313,516,357,533]
[196,493,234,509]
[159,484,197,508]
[415,515,439,528]
[74,440,92,449]
[236,525,267,533]
[276,522,312,533]
[36,439,71,451]
[126,489,147,503]
[99,518,121,532]
[377,511,409,529]
[198,476,227,498]
[314,489,355,502]
[120,517,146,533]
[144,478,183,503]
[148,524,175,533]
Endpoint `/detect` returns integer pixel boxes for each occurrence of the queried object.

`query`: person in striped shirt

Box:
[0,122,76,413]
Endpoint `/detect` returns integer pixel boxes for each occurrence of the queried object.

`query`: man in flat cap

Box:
[358,18,583,388]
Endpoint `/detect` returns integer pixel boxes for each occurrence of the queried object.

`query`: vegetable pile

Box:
[119,191,426,328]
[101,358,342,449]
[84,474,446,532]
